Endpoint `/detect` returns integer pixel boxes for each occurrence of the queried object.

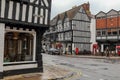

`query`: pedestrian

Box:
[66,47,68,55]
[75,48,79,55]
[106,47,109,57]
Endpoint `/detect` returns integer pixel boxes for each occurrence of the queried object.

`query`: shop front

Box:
[0,0,51,78]
[0,24,44,78]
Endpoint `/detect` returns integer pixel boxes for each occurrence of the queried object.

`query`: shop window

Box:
[4,32,34,62]
[112,31,117,35]
[97,31,101,36]
[107,29,112,35]
[108,32,111,35]
[102,31,106,36]
[119,30,120,34]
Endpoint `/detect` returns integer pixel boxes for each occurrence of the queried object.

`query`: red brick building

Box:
[96,9,120,54]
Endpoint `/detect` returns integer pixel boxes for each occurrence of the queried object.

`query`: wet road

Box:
[43,54,120,80]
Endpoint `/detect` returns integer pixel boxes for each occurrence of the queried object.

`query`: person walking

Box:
[106,47,109,57]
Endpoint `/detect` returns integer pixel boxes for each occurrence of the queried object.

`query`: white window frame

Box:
[4,27,36,65]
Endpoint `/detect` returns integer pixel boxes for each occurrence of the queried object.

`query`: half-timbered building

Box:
[0,0,51,78]
[45,2,91,55]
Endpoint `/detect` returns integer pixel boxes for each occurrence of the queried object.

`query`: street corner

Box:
[3,65,76,80]
[43,64,82,80]
[42,65,74,80]
[3,73,42,80]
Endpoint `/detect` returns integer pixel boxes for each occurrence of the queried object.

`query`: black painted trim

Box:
[19,3,23,21]
[12,1,17,19]
[32,5,35,23]
[0,18,49,28]
[56,30,90,34]
[11,0,29,4]
[35,29,46,69]
[0,0,51,26]
[43,7,46,25]
[0,72,3,79]
[25,3,29,22]
[58,30,72,33]
[48,0,51,25]
[37,0,41,24]
[73,36,91,38]
[4,0,9,18]
[73,30,90,32]
[41,0,47,8]
[4,67,43,76]
[4,62,37,66]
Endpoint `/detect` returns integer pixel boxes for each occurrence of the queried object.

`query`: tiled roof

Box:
[66,5,81,20]
[51,2,91,24]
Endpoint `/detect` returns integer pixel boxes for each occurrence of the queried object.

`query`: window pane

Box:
[4,32,33,62]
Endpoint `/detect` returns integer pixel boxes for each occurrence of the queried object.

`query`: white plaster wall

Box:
[90,18,97,51]
[0,23,5,72]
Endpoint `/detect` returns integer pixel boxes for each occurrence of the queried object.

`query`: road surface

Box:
[43,54,120,80]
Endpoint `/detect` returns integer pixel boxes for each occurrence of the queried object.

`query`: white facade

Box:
[90,16,97,51]
[0,23,5,72]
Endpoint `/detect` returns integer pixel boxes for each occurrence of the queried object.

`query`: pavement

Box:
[65,55,120,59]
[3,55,120,80]
[3,64,74,80]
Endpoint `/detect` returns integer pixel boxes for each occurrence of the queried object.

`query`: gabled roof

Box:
[59,12,65,21]
[96,9,119,18]
[96,11,106,18]
[107,9,118,16]
[66,5,81,20]
[51,2,91,24]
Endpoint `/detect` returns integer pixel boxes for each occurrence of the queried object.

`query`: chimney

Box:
[82,2,90,11]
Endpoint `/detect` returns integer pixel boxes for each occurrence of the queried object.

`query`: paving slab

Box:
[3,65,73,80]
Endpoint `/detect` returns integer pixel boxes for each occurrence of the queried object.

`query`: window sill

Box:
[3,61,37,66]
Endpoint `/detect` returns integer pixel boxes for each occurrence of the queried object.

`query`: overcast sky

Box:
[51,0,120,19]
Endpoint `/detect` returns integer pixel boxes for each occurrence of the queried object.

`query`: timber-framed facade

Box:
[45,2,91,55]
[0,0,51,78]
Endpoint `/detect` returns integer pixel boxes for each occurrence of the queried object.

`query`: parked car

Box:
[48,48,60,55]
